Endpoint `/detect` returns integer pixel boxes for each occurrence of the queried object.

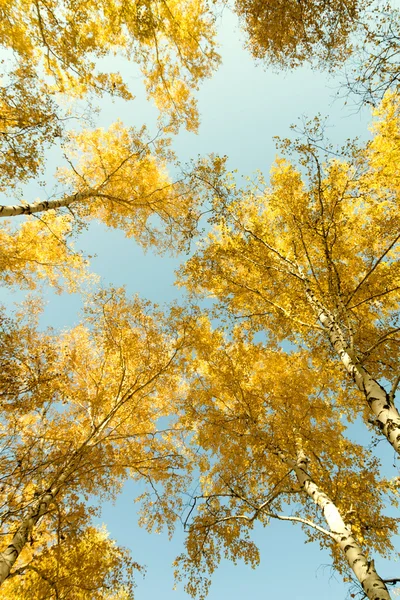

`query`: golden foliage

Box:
[180,95,400,432]
[233,0,367,68]
[0,0,219,189]
[1,2,399,595]
[0,0,221,263]
[0,0,219,288]
[170,320,399,598]
[0,66,61,190]
[57,121,203,250]
[2,522,140,600]
[0,290,190,586]
[0,212,89,291]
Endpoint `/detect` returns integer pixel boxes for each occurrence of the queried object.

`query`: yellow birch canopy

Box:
[0,290,191,590]
[180,94,400,424]
[233,0,368,68]
[167,319,399,598]
[0,0,220,187]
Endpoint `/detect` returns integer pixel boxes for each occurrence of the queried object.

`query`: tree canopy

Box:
[170,323,398,600]
[0,290,191,591]
[1,0,400,598]
[180,93,400,457]
[234,0,366,68]
[0,0,219,189]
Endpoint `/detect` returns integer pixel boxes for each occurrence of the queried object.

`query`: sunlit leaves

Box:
[0,289,190,585]
[56,121,202,250]
[0,0,220,189]
[170,321,398,597]
[0,212,89,291]
[233,0,367,68]
[181,96,400,398]
[1,520,140,600]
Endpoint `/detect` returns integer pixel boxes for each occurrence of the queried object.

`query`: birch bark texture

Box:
[289,448,391,600]
[0,192,93,217]
[304,284,400,455]
[0,473,70,585]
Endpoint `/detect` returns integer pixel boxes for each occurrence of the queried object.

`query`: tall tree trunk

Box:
[285,447,392,600]
[0,471,69,584]
[304,285,400,455]
[0,403,127,584]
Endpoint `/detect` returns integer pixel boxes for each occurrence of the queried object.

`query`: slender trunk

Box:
[0,470,69,584]
[0,191,95,217]
[305,286,400,455]
[286,448,391,600]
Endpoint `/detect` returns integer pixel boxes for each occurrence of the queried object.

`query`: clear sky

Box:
[2,6,399,600]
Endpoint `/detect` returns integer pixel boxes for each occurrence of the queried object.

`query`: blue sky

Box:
[1,6,399,600]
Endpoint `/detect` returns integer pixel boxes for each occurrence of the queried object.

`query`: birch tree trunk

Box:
[0,425,98,584]
[304,284,400,456]
[0,191,96,217]
[287,448,392,600]
[0,471,69,584]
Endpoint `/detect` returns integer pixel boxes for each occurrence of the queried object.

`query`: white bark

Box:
[0,191,95,217]
[304,285,400,456]
[288,449,392,600]
[0,471,68,584]
[0,425,98,584]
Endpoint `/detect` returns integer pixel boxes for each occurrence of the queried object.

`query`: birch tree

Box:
[0,290,190,588]
[0,0,220,290]
[171,321,398,600]
[1,516,140,599]
[0,123,205,248]
[180,94,400,458]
